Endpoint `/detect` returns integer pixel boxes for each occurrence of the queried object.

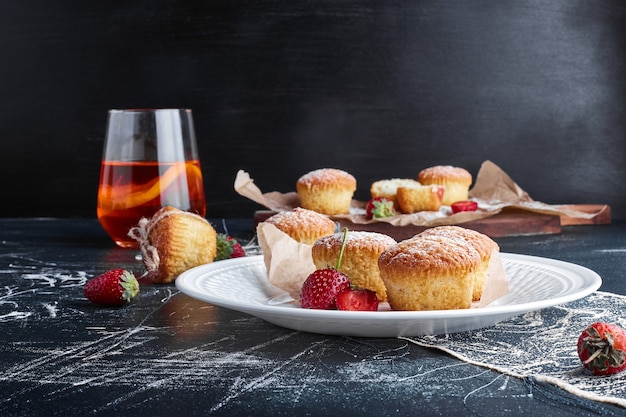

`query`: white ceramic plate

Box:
[176,254,601,337]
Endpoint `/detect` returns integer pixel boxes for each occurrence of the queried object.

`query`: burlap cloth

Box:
[401,291,626,408]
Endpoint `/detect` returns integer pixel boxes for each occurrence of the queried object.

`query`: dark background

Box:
[1,0,624,220]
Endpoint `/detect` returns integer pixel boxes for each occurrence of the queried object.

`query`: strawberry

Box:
[337,288,379,311]
[365,197,396,220]
[84,269,139,306]
[451,200,478,213]
[215,234,246,260]
[577,322,626,375]
[300,227,352,309]
[300,268,351,309]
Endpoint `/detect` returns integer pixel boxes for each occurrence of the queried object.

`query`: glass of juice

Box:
[97,109,206,248]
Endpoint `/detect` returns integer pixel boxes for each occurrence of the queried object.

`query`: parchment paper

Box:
[256,220,509,307]
[234,160,602,226]
[256,222,316,300]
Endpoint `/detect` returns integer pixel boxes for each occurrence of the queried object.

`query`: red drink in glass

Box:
[97,160,206,248]
[97,109,206,248]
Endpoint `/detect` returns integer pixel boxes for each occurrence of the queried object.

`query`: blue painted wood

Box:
[1,218,625,416]
[0,1,624,220]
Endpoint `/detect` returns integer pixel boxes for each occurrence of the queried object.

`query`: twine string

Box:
[128,208,208,277]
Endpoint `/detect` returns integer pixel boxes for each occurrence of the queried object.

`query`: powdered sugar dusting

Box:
[296,168,356,187]
[379,232,481,271]
[418,165,472,182]
[2,243,623,413]
[314,231,397,252]
[1,317,528,414]
[265,207,335,234]
[0,248,538,414]
[402,291,626,408]
[0,257,89,323]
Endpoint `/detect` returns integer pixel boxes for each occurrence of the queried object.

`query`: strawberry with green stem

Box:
[84,269,139,306]
[215,234,246,260]
[300,228,379,311]
[300,228,351,309]
[365,197,396,220]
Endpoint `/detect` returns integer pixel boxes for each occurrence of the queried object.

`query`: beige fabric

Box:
[401,291,626,408]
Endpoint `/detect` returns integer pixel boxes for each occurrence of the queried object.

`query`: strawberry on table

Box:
[365,197,396,220]
[84,269,139,307]
[577,322,626,375]
[215,234,246,260]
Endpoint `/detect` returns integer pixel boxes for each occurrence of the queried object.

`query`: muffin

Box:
[417,165,472,206]
[312,231,396,301]
[296,168,357,215]
[130,206,217,284]
[370,178,421,210]
[418,226,499,301]
[378,231,481,310]
[263,207,336,245]
[396,184,445,213]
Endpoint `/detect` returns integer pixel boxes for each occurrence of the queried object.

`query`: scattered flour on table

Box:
[1,254,90,322]
[42,301,59,318]
[1,315,514,414]
[5,253,625,410]
[402,291,626,408]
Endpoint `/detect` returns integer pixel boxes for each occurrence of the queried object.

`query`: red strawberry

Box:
[215,234,246,260]
[365,197,397,220]
[84,269,139,306]
[451,200,478,213]
[337,288,379,311]
[300,227,352,309]
[300,268,351,309]
[577,322,626,375]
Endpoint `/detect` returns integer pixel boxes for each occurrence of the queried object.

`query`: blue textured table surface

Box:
[1,218,625,416]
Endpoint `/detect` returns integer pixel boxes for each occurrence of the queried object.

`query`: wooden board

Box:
[559,204,611,226]
[253,204,610,240]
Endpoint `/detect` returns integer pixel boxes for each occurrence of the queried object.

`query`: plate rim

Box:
[175,253,602,321]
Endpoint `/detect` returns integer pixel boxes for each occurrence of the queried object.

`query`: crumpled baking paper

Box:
[234,160,602,227]
[256,222,316,300]
[256,218,509,309]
